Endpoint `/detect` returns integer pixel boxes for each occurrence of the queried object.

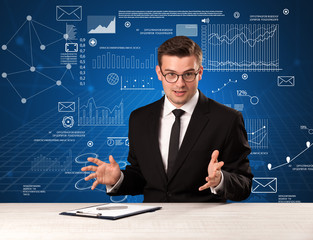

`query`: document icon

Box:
[277,76,295,87]
[252,177,277,193]
[58,102,75,112]
[56,6,82,21]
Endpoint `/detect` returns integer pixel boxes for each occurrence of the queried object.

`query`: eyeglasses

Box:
[160,69,200,83]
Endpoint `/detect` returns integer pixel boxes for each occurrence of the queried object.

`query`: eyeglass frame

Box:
[159,68,201,83]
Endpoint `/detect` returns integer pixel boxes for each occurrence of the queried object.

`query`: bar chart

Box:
[31,150,73,172]
[91,48,158,70]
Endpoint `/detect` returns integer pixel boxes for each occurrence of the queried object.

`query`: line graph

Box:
[268,141,313,170]
[212,78,237,93]
[201,24,280,71]
[245,119,268,149]
[78,97,125,126]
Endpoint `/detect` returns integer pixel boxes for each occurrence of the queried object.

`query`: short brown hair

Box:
[157,36,203,67]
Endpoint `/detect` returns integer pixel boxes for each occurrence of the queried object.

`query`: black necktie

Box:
[167,109,185,177]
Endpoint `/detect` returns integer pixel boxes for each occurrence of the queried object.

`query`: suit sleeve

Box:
[217,111,253,201]
[108,111,146,196]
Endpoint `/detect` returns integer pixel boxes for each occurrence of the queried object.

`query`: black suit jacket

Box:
[110,90,253,202]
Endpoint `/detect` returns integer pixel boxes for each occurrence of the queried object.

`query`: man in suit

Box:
[82,36,253,202]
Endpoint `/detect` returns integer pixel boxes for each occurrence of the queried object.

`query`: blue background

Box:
[1,0,312,203]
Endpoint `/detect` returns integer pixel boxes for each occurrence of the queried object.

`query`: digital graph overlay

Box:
[78,97,125,126]
[66,23,78,40]
[1,15,74,103]
[300,125,313,135]
[201,24,280,71]
[121,75,155,90]
[237,90,259,105]
[87,16,116,34]
[91,48,158,70]
[245,119,268,149]
[212,78,237,93]
[31,150,73,172]
[268,141,313,171]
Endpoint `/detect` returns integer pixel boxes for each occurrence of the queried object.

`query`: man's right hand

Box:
[81,155,121,190]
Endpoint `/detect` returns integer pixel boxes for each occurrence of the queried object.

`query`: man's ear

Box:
[155,65,163,81]
[198,65,204,81]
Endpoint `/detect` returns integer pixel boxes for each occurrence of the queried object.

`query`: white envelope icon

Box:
[252,177,277,193]
[277,76,295,87]
[58,102,75,112]
[56,6,82,21]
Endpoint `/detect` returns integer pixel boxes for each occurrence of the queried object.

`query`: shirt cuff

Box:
[210,170,224,194]
[106,172,124,193]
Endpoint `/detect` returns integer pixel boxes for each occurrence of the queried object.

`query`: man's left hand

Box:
[199,150,224,191]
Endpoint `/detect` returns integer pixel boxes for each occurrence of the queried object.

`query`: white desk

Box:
[0,203,312,240]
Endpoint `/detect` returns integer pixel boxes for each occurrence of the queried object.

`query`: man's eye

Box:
[167,73,176,77]
[184,72,193,77]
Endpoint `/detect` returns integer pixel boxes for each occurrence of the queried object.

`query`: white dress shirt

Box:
[159,90,199,172]
[107,90,223,194]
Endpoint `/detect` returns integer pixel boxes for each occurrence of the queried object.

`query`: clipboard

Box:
[60,203,162,220]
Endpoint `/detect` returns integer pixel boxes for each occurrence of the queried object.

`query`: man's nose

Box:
[175,75,186,87]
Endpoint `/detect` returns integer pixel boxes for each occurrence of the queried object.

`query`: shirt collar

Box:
[163,90,199,117]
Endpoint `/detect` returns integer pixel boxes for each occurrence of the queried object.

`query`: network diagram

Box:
[1,15,75,103]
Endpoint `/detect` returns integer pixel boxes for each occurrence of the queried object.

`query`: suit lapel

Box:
[149,97,168,183]
[168,91,211,182]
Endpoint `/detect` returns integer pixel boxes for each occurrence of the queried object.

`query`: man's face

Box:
[156,55,203,108]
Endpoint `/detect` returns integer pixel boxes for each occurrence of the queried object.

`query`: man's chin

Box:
[169,97,188,108]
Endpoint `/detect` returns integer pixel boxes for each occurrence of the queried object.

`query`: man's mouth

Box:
[173,90,186,96]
